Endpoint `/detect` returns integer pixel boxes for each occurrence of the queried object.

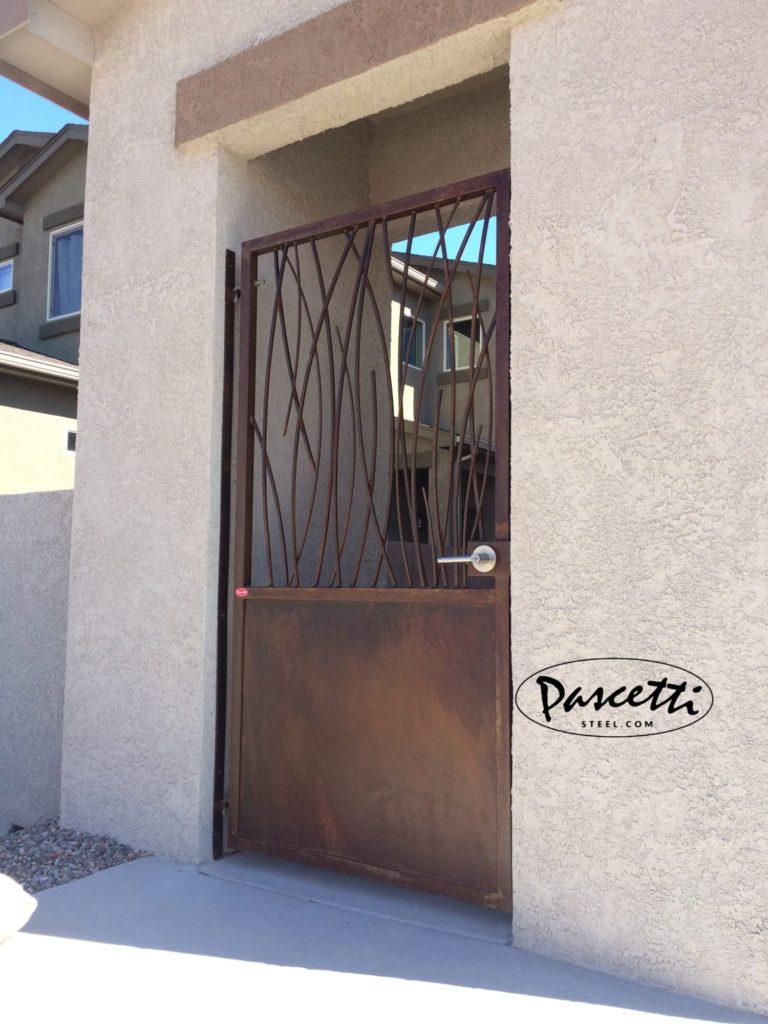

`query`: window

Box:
[401,315,426,369]
[48,222,83,320]
[65,429,76,454]
[444,316,483,371]
[0,259,12,292]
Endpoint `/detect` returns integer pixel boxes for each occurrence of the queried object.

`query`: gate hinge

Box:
[213,799,229,813]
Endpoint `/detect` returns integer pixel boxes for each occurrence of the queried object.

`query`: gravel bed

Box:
[0,819,149,894]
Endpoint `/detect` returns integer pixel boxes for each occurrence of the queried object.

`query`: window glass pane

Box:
[401,316,425,369]
[445,318,481,370]
[0,261,12,292]
[453,319,475,370]
[50,226,83,318]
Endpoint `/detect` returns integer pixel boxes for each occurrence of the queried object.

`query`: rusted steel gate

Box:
[228,171,511,909]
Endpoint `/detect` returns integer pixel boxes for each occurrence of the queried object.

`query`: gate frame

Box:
[225,170,512,905]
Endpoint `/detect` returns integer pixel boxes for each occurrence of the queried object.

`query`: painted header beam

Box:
[175,0,538,157]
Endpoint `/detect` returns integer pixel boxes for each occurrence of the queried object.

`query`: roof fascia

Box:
[0,123,88,222]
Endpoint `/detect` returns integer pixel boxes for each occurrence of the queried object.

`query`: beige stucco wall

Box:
[62,0,767,1013]
[368,72,510,203]
[0,375,77,494]
[0,489,72,834]
[509,0,768,1014]
[60,0,364,864]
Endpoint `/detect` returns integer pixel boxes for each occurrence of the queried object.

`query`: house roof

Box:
[0,339,79,387]
[0,123,88,223]
[0,130,55,188]
[390,256,442,297]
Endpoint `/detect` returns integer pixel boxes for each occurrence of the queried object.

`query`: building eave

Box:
[0,344,79,387]
[0,0,128,114]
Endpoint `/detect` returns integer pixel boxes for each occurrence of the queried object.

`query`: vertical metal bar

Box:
[346,229,398,587]
[213,248,237,858]
[226,245,257,847]
[493,171,511,541]
[392,212,417,587]
[493,169,512,905]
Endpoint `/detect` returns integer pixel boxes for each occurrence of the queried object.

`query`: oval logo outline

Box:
[514,657,713,737]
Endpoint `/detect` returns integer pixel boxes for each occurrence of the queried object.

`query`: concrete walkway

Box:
[1,853,762,1023]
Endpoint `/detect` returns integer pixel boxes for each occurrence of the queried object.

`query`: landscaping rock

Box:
[0,819,148,894]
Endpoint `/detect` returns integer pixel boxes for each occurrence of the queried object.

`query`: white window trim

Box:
[0,257,13,292]
[403,314,426,371]
[46,219,83,322]
[443,315,484,371]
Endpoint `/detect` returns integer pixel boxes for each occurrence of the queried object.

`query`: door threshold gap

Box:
[198,853,512,946]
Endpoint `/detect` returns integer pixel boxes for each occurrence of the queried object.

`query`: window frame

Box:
[402,313,427,371]
[0,257,13,293]
[46,219,84,322]
[443,315,484,372]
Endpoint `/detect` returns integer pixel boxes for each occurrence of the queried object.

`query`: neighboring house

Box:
[0,1,766,1018]
[0,124,86,493]
[0,341,77,494]
[391,245,499,544]
[389,246,497,548]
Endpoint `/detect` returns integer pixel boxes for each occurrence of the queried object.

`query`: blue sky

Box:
[0,75,87,141]
[391,217,497,266]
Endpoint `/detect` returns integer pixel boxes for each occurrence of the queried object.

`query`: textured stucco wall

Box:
[0,490,71,834]
[62,0,768,1012]
[0,150,85,364]
[0,375,77,494]
[509,0,768,1014]
[60,0,360,863]
[368,72,510,204]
